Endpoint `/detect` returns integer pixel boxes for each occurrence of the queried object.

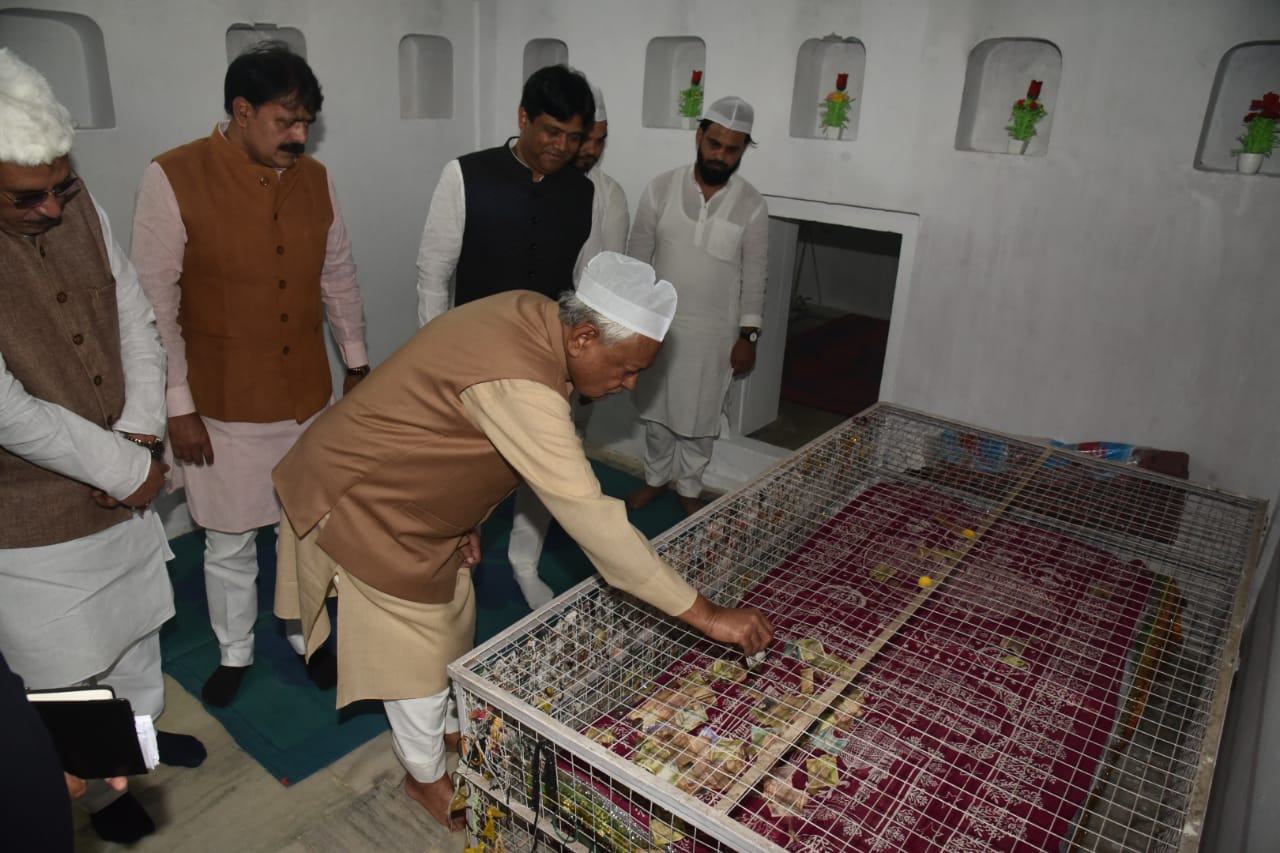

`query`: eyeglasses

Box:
[2,173,81,210]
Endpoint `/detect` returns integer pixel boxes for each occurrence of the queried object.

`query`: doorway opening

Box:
[723,198,917,456]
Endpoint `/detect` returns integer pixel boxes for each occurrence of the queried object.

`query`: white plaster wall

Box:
[2,0,479,371]
[480,0,1280,506]
[4,0,1280,847]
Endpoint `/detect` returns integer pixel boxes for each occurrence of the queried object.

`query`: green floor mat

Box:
[160,461,685,784]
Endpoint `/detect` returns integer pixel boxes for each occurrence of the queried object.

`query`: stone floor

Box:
[71,676,465,853]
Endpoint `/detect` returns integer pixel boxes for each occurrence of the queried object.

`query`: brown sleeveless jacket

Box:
[274,292,571,603]
[0,189,132,547]
[155,127,334,423]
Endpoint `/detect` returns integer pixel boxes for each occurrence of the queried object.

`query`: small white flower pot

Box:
[680,115,697,130]
[1007,138,1029,155]
[1237,152,1264,175]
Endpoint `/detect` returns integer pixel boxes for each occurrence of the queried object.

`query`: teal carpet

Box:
[159,461,684,785]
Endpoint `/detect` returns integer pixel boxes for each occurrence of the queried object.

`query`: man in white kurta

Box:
[627,96,768,515]
[0,48,203,844]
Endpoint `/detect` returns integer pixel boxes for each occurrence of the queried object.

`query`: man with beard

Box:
[0,48,204,843]
[416,64,595,610]
[626,96,768,515]
[131,41,370,707]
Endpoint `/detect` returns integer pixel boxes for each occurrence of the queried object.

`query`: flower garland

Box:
[1006,79,1047,142]
[819,73,852,136]
[1234,92,1280,158]
[678,69,704,119]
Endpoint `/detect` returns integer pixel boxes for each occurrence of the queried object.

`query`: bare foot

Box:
[679,495,706,516]
[444,731,460,753]
[403,774,465,831]
[627,483,667,510]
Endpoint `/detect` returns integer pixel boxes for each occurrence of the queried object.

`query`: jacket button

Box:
[276,245,285,255]
[280,313,289,322]
[279,279,287,289]
[106,414,116,425]
[530,216,540,224]
[282,345,290,355]
[259,176,270,187]
[72,333,84,345]
[56,291,68,303]
[93,375,103,386]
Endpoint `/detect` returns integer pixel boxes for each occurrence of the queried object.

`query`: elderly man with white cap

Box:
[0,48,205,844]
[272,253,774,830]
[627,95,769,516]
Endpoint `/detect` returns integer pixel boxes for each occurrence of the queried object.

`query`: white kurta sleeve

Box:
[601,177,630,255]
[319,173,369,368]
[0,353,152,500]
[461,379,698,616]
[415,159,465,327]
[130,161,196,417]
[626,179,659,265]
[738,196,769,329]
[98,198,167,439]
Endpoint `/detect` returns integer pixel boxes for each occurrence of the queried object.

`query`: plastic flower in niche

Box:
[1006,79,1048,148]
[819,73,853,138]
[1234,91,1280,158]
[678,69,704,121]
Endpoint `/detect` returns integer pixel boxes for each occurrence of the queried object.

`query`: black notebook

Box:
[28,686,150,778]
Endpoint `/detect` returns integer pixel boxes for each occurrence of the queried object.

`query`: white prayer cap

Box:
[0,49,74,166]
[577,251,678,342]
[704,95,754,136]
[590,84,607,122]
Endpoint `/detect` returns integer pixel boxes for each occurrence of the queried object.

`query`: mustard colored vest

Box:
[274,292,572,603]
[155,127,334,423]
[0,189,132,547]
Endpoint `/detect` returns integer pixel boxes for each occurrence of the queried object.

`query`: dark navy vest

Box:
[455,142,593,304]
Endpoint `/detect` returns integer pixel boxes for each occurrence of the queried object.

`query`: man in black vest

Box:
[414,64,596,609]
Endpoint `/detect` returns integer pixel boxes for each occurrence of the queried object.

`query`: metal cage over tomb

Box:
[448,403,1265,853]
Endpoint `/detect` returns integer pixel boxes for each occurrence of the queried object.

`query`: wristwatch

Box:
[121,433,165,461]
[739,329,760,344]
[346,365,371,377]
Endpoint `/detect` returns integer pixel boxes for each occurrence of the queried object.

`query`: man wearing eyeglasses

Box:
[0,48,206,844]
[131,41,370,708]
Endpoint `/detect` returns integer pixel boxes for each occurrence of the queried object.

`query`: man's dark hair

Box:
[224,40,323,116]
[698,118,756,147]
[520,64,594,127]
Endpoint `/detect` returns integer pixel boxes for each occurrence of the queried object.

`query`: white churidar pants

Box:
[78,629,164,813]
[384,687,460,783]
[642,420,715,498]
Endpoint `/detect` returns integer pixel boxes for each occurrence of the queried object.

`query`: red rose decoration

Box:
[836,73,849,91]
[1250,91,1280,119]
[691,69,703,85]
[1028,80,1043,99]
[1016,99,1026,107]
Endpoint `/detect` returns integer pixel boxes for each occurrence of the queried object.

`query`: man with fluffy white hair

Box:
[0,48,205,845]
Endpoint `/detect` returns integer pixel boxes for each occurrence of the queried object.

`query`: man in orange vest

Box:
[131,41,370,707]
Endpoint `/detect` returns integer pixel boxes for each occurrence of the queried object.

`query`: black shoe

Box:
[304,646,338,690]
[201,664,248,707]
[89,792,156,843]
[157,730,207,767]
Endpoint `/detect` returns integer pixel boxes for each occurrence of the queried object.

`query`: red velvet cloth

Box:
[582,482,1155,851]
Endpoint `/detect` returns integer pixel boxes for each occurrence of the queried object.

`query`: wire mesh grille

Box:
[450,404,1264,853]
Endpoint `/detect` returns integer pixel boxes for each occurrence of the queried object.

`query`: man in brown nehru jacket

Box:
[274,252,774,830]
[0,48,204,844]
[131,40,370,707]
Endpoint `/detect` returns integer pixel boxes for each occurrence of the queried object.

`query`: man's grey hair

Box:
[558,291,643,345]
[0,49,74,166]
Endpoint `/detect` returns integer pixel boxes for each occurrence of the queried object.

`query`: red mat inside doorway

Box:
[780,312,889,416]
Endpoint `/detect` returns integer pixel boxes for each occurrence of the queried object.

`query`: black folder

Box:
[27,687,149,778]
